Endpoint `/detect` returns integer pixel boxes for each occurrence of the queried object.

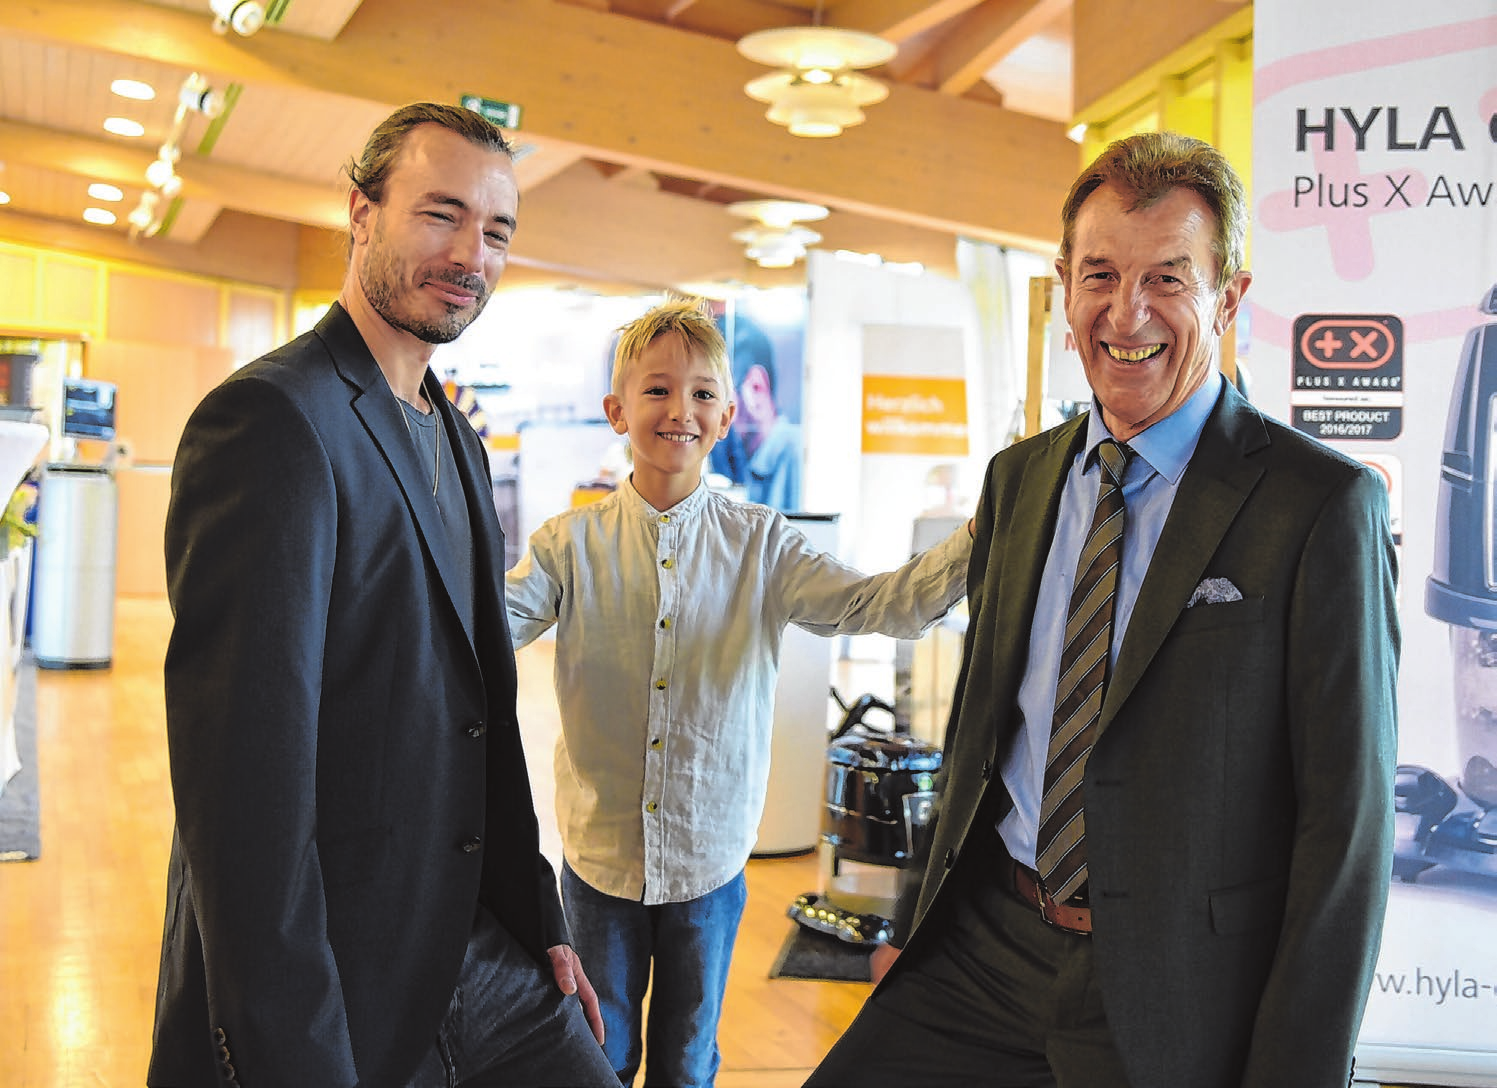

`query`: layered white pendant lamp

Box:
[728,200,829,267]
[737,25,896,138]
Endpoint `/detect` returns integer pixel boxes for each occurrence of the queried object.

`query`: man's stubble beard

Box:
[359,218,491,345]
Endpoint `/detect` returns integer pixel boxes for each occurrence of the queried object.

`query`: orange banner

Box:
[861,374,969,456]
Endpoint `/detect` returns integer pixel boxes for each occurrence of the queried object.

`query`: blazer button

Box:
[943,848,957,869]
[461,837,482,853]
[467,721,486,738]
[213,1027,227,1045]
[980,759,993,781]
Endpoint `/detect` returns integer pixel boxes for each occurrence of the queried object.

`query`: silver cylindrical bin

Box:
[33,464,117,669]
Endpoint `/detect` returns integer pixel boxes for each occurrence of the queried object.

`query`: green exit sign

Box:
[460,94,522,129]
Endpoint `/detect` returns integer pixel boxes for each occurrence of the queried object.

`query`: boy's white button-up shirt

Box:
[505,480,973,904]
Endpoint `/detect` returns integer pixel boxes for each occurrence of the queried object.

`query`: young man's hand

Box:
[548,944,606,1045]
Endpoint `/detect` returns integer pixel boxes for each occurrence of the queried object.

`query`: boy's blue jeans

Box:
[561,862,748,1088]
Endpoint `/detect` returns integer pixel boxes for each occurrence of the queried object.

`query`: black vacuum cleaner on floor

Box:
[788,691,942,944]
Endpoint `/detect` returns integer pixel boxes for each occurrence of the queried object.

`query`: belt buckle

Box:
[1034,874,1057,927]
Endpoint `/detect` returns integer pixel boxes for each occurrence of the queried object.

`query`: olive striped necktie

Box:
[1036,438,1131,904]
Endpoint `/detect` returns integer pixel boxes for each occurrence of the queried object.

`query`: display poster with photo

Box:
[709,289,808,512]
[1251,3,1497,1082]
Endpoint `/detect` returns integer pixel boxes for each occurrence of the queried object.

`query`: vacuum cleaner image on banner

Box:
[1400,283,1497,890]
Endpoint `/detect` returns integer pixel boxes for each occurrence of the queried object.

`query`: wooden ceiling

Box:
[0,0,1136,295]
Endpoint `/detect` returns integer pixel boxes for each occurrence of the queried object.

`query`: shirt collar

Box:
[1084,369,1222,486]
[622,475,711,521]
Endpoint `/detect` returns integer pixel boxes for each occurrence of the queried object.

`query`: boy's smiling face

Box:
[604,331,736,510]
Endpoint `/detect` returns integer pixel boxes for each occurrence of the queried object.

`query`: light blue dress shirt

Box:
[998,371,1224,869]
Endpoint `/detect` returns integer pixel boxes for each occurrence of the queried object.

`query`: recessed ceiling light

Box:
[88,183,124,202]
[110,79,156,101]
[0,191,10,205]
[103,117,146,138]
[83,207,118,226]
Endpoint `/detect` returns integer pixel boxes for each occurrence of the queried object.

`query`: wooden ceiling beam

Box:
[0,118,347,228]
[0,0,1074,250]
[932,0,1067,96]
[0,115,954,292]
[828,0,984,43]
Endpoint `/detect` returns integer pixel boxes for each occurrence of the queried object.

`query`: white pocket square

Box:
[1187,577,1243,607]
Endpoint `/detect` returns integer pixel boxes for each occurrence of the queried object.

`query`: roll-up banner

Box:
[1251,4,1497,1083]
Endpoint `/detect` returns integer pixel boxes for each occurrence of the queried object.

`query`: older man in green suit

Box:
[808,132,1398,1087]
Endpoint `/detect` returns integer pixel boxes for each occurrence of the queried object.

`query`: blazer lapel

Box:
[1102,383,1268,728]
[318,306,473,647]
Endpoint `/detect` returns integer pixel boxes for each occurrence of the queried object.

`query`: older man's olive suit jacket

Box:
[898,382,1398,1086]
[148,305,565,1088]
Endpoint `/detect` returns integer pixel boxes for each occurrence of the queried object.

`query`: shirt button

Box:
[661,557,673,569]
[659,617,671,630]
[659,514,670,524]
[650,737,663,749]
[654,679,667,690]
[467,722,487,738]
[646,801,659,813]
[461,837,482,853]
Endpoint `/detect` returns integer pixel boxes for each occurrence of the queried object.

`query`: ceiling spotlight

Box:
[88,183,125,202]
[737,27,896,138]
[145,155,178,190]
[727,200,829,267]
[110,79,156,102]
[179,73,223,118]
[83,207,118,227]
[0,191,10,206]
[210,0,266,36]
[128,191,163,238]
[103,117,146,138]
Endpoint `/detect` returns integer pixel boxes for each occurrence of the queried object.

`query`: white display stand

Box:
[0,418,48,797]
[0,542,32,794]
[753,513,839,856]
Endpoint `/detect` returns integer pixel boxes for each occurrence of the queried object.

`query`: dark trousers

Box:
[405,907,618,1088]
[805,844,1131,1088]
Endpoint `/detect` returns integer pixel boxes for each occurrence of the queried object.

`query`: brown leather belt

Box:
[1011,862,1092,935]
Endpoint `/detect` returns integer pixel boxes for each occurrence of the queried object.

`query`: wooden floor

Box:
[0,597,870,1087]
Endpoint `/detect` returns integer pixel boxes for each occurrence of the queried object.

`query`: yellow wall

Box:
[0,239,289,596]
[1065,6,1256,379]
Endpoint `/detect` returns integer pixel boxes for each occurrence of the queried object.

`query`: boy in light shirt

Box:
[505,299,973,1087]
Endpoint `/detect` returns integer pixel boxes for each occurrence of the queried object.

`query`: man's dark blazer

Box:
[148,305,566,1088]
[899,381,1399,1086]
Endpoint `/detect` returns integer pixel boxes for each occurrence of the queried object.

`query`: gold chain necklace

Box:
[397,394,440,497]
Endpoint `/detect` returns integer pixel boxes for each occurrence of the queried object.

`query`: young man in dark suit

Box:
[148,103,617,1088]
[808,131,1398,1087]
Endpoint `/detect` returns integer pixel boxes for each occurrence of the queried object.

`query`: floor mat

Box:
[769,923,874,983]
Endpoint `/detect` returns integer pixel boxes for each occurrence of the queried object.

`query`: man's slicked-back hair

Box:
[611,298,733,399]
[344,102,514,207]
[1057,131,1247,291]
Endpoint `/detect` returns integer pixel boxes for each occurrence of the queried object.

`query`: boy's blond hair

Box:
[610,299,734,400]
